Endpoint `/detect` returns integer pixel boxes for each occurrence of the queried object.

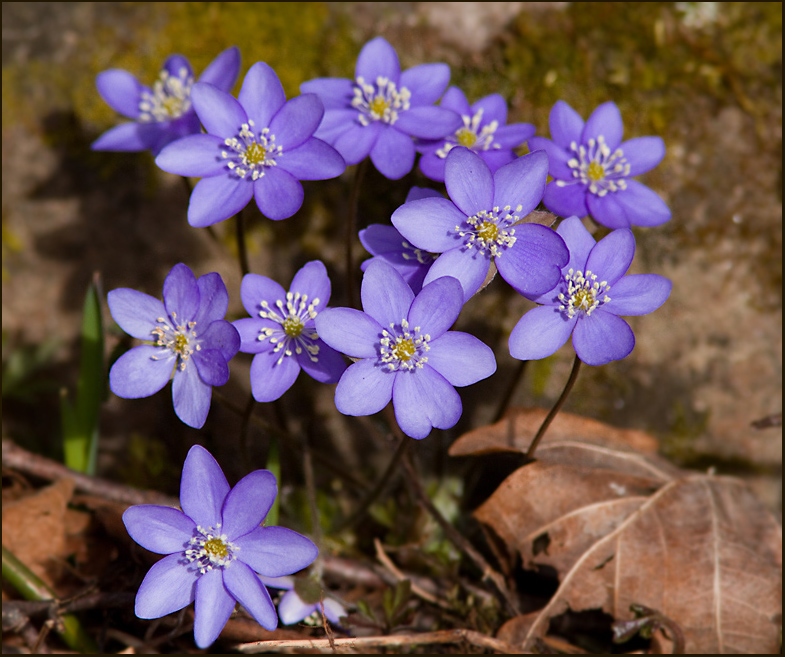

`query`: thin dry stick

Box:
[373,538,451,609]
[235,206,251,278]
[492,358,528,423]
[525,354,582,460]
[235,628,527,654]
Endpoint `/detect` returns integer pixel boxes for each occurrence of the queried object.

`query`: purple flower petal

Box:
[107,288,165,340]
[572,311,634,365]
[543,180,589,219]
[297,339,346,384]
[249,348,302,402]
[527,137,574,180]
[240,273,287,317]
[622,136,666,176]
[198,46,241,92]
[392,367,461,439]
[191,82,247,137]
[270,94,324,150]
[583,101,623,150]
[472,93,507,125]
[299,78,354,109]
[110,346,173,399]
[223,561,278,630]
[238,62,286,128]
[322,597,347,624]
[407,276,463,339]
[392,197,465,253]
[497,223,568,297]
[356,37,400,82]
[400,63,450,105]
[445,147,494,217]
[549,101,584,149]
[155,134,226,177]
[509,305,576,361]
[585,191,630,229]
[394,106,461,140]
[370,126,415,179]
[426,332,496,386]
[95,70,143,118]
[91,122,158,152]
[162,54,193,80]
[314,308,382,359]
[290,261,331,310]
[279,138,345,180]
[180,444,230,530]
[601,274,672,316]
[163,263,199,323]
[417,151,448,181]
[193,273,229,325]
[233,318,276,354]
[422,247,490,302]
[199,320,239,362]
[134,553,197,619]
[334,359,394,416]
[613,180,671,227]
[492,150,548,216]
[122,505,195,554]
[193,569,235,648]
[480,149,517,175]
[193,348,230,386]
[234,526,318,576]
[278,589,316,624]
[493,123,535,149]
[361,261,415,328]
[585,228,635,284]
[556,216,596,274]
[439,86,471,115]
[333,121,381,165]
[313,108,357,143]
[360,224,409,256]
[253,167,303,220]
[221,470,277,539]
[188,175,253,227]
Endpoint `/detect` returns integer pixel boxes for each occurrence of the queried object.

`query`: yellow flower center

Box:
[204,537,228,559]
[245,141,268,165]
[392,338,416,362]
[369,95,390,119]
[283,315,304,337]
[456,127,478,148]
[476,220,499,243]
[586,160,605,182]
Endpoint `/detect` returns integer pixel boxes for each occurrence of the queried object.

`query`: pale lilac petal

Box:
[172,363,212,428]
[418,151,448,181]
[370,127,415,179]
[270,94,324,150]
[313,108,357,142]
[622,136,665,176]
[240,273,287,317]
[193,569,235,648]
[361,260,414,328]
[572,311,634,365]
[91,122,158,151]
[162,54,193,80]
[297,339,346,383]
[299,78,354,109]
[191,82,247,137]
[249,349,301,402]
[322,598,347,624]
[163,263,199,322]
[198,46,241,92]
[193,272,229,325]
[613,180,671,227]
[234,526,318,576]
[439,86,471,115]
[180,444,230,529]
[134,553,197,619]
[472,93,507,125]
[278,590,316,624]
[237,62,286,129]
[407,276,463,339]
[479,149,517,174]
[107,288,165,340]
[279,138,345,180]
[356,37,400,82]
[549,100,584,149]
[583,101,623,150]
[497,223,568,297]
[96,70,143,118]
[400,63,450,105]
[155,134,226,177]
[122,506,195,554]
[492,150,548,215]
[585,228,635,284]
[291,261,331,309]
[334,359,394,416]
[392,367,461,439]
[188,175,253,227]
[253,167,303,220]
[360,224,409,256]
[509,305,576,361]
[223,561,278,630]
[404,183,442,200]
[527,137,574,180]
[426,332,496,386]
[334,121,381,165]
[543,180,589,219]
[193,349,230,386]
[221,470,277,538]
[601,274,671,316]
[110,346,173,399]
[444,147,494,217]
[314,308,382,359]
[394,107,460,139]
[556,216,596,273]
[392,197,465,253]
[493,122,535,149]
[422,247,489,302]
[233,318,276,354]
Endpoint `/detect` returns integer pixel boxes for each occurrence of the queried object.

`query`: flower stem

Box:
[345,160,368,309]
[492,359,528,423]
[525,354,582,460]
[235,207,251,278]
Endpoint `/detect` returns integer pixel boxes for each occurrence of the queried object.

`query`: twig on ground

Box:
[373,538,451,610]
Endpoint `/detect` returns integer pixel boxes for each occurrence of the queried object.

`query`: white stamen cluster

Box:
[257,292,321,366]
[558,135,630,196]
[436,109,500,158]
[379,318,430,372]
[352,76,411,126]
[138,67,194,123]
[558,268,611,318]
[222,120,283,180]
[150,312,201,371]
[184,524,238,574]
[400,241,438,265]
[456,205,521,258]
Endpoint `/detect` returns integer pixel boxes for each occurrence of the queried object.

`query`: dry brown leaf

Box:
[457,411,782,653]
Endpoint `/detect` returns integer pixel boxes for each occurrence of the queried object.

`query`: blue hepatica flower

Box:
[417,86,536,182]
[509,217,672,365]
[108,263,240,428]
[232,261,346,402]
[258,575,347,626]
[314,261,496,440]
[301,36,462,179]
[92,47,241,157]
[359,187,442,294]
[392,146,569,302]
[529,100,670,229]
[123,445,318,649]
[155,62,345,227]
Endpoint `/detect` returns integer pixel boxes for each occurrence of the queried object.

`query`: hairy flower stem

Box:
[345,160,368,308]
[492,359,528,423]
[238,392,256,468]
[303,427,323,577]
[235,207,251,277]
[525,355,582,460]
